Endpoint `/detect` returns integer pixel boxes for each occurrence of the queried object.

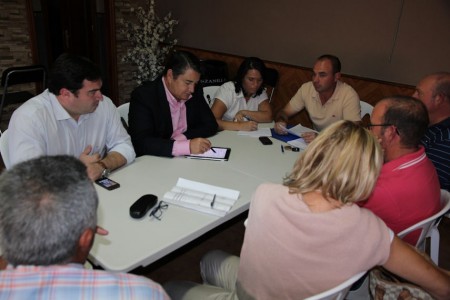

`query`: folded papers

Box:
[286,124,318,137]
[271,124,317,150]
[163,178,240,217]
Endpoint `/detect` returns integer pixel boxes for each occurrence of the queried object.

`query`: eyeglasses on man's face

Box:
[149,201,169,220]
[366,123,392,130]
[366,123,400,135]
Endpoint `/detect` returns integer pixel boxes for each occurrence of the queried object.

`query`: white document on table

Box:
[163,178,240,217]
[284,124,318,150]
[286,124,318,137]
[287,138,308,150]
[237,127,272,137]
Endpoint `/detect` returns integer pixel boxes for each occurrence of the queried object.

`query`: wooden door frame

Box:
[25,0,119,105]
[103,0,119,105]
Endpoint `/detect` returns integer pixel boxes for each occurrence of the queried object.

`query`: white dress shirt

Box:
[8,89,135,168]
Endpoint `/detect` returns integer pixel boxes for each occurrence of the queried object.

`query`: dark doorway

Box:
[26,0,119,104]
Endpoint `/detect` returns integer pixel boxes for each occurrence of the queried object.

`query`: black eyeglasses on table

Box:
[149,201,168,220]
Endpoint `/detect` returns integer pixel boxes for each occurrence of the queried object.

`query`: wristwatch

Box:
[98,161,111,178]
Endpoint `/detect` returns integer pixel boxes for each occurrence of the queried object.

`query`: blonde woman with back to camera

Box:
[164,120,450,300]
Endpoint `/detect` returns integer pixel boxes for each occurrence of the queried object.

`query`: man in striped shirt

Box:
[0,156,169,300]
[413,72,450,191]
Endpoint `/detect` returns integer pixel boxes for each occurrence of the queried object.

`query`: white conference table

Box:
[88,125,301,272]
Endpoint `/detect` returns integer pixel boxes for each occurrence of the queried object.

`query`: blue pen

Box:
[244,115,254,122]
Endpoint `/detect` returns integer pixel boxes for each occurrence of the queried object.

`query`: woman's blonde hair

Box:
[284,120,383,204]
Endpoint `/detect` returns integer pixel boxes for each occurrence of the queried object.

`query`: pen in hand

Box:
[210,147,216,153]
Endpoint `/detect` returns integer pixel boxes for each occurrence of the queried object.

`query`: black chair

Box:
[0,65,47,124]
[200,60,229,87]
[265,67,279,103]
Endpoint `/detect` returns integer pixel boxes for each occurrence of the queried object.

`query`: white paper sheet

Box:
[287,138,308,150]
[237,128,272,137]
[163,178,240,217]
[286,124,318,137]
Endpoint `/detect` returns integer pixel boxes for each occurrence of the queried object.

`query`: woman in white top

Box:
[211,57,273,131]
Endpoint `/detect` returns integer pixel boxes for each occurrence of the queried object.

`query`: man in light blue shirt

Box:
[7,53,135,180]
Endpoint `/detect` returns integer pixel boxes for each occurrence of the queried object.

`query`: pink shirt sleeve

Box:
[172,139,190,156]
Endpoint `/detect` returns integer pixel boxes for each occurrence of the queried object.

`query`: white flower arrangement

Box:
[121,0,178,84]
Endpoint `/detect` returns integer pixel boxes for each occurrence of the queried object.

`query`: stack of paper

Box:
[285,124,318,150]
[163,178,240,217]
[286,124,318,136]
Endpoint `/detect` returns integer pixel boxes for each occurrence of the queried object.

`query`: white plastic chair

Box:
[265,67,279,103]
[203,86,220,107]
[305,271,366,300]
[0,129,10,169]
[117,102,130,126]
[360,101,373,118]
[398,189,450,265]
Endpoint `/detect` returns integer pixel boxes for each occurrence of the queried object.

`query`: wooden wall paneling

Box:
[177,46,415,128]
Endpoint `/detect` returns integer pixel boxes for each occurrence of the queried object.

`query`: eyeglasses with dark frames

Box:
[366,123,392,129]
[366,123,400,135]
[149,201,169,220]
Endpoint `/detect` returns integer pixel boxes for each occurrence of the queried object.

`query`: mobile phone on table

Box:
[95,177,120,190]
[259,136,273,145]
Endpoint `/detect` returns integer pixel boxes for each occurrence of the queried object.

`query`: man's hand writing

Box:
[190,138,212,154]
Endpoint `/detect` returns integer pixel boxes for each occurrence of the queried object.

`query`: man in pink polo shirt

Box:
[361,95,441,245]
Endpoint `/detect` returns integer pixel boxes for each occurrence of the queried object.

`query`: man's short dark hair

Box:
[382,95,429,148]
[47,53,102,96]
[163,50,201,78]
[317,54,341,74]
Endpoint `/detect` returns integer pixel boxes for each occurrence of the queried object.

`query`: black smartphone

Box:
[259,136,273,145]
[95,177,120,191]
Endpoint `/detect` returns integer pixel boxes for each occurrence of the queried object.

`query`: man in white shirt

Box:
[7,53,135,180]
